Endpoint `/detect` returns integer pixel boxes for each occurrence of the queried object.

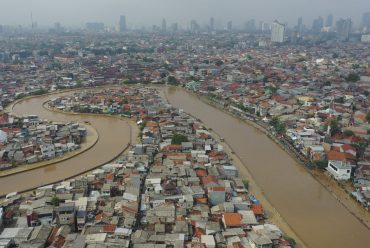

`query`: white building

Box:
[40,144,55,159]
[327,160,352,180]
[271,21,285,43]
[361,34,370,43]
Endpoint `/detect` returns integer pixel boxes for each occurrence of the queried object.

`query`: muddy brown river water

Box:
[164,86,370,248]
[0,92,131,196]
[1,87,369,247]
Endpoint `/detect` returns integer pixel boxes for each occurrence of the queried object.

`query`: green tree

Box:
[366,111,370,123]
[275,122,286,133]
[314,160,328,170]
[334,97,345,104]
[345,72,360,82]
[171,134,188,144]
[167,76,178,85]
[242,179,249,189]
[269,117,286,134]
[76,80,83,88]
[328,119,341,136]
[269,117,280,127]
[215,60,224,66]
[51,196,61,206]
[343,130,354,137]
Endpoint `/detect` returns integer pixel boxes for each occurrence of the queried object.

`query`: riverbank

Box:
[42,102,139,145]
[0,124,98,178]
[182,87,370,230]
[0,90,135,197]
[0,96,100,178]
[161,87,307,248]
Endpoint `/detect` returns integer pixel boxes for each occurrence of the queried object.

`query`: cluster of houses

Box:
[185,63,370,211]
[0,114,86,170]
[48,87,161,118]
[0,88,293,248]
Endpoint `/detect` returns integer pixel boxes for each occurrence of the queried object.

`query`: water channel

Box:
[164,86,370,248]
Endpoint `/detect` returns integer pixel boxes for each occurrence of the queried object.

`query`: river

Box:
[1,87,369,247]
[164,86,370,248]
[0,92,131,196]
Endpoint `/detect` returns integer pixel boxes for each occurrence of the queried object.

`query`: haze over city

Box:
[0,0,369,28]
[1,1,370,248]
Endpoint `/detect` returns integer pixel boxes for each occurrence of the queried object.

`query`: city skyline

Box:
[0,0,369,28]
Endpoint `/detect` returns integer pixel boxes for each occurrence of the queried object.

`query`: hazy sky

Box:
[0,0,369,28]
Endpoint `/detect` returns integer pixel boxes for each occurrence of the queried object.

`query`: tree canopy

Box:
[171,133,188,144]
[345,72,360,82]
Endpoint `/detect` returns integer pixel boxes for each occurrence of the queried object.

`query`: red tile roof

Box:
[201,175,218,186]
[223,213,242,227]
[103,224,117,233]
[195,169,207,177]
[251,204,264,215]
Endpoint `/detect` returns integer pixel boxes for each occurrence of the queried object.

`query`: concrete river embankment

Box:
[164,86,370,248]
[0,91,132,196]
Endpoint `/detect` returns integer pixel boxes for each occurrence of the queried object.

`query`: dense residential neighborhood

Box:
[0,88,294,248]
[0,114,86,171]
[0,21,370,247]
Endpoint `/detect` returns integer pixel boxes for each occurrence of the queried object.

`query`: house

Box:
[201,235,216,248]
[39,144,55,159]
[75,197,88,231]
[222,213,242,228]
[21,224,52,248]
[201,176,219,188]
[57,203,76,229]
[327,160,352,180]
[248,232,273,248]
[208,186,226,206]
[221,165,239,178]
[34,206,54,226]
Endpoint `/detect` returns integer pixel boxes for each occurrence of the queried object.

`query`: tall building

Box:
[227,21,232,31]
[245,19,256,32]
[362,12,370,32]
[326,14,333,27]
[259,22,270,32]
[271,20,285,43]
[312,16,324,32]
[297,17,303,31]
[210,17,215,31]
[190,20,199,32]
[119,15,127,32]
[336,18,352,41]
[161,18,167,32]
[171,23,178,32]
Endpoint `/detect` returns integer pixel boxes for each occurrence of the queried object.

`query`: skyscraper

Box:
[326,14,333,27]
[297,17,303,32]
[171,23,178,32]
[119,15,127,32]
[312,16,324,32]
[161,19,167,32]
[362,12,370,32]
[271,20,285,43]
[336,18,352,41]
[190,20,199,32]
[245,19,256,32]
[210,17,215,31]
[227,21,233,31]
